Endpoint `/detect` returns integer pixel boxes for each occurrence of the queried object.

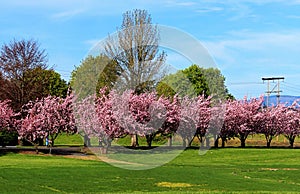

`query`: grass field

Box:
[54,133,300,148]
[1,148,300,193]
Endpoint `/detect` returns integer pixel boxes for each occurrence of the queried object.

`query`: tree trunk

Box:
[240,138,246,148]
[221,137,226,148]
[188,137,193,147]
[214,136,219,148]
[50,133,58,147]
[205,137,210,148]
[107,139,112,147]
[182,138,187,148]
[289,136,295,148]
[131,134,139,147]
[266,141,271,148]
[146,134,153,148]
[168,136,172,147]
[265,135,272,148]
[240,134,246,148]
[34,144,39,154]
[84,135,91,147]
[50,139,54,147]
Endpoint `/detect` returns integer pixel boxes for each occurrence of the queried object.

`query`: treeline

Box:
[75,88,300,149]
[1,85,300,150]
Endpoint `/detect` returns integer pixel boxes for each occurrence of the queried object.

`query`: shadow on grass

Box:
[0,144,298,158]
[208,145,300,150]
[88,144,300,156]
[0,146,83,156]
[0,150,8,156]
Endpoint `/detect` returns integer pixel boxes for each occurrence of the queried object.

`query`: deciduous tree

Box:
[224,96,263,147]
[70,55,117,99]
[156,65,233,101]
[74,94,112,147]
[254,105,286,147]
[176,95,211,147]
[0,100,16,146]
[0,39,48,111]
[0,100,14,131]
[283,103,300,147]
[18,92,77,153]
[103,9,166,93]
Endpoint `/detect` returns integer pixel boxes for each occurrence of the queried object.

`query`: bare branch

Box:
[103,9,166,93]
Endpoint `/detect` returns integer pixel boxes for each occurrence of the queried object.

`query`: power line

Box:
[262,77,284,106]
[284,82,300,88]
[227,82,263,86]
[282,83,300,94]
[282,82,300,90]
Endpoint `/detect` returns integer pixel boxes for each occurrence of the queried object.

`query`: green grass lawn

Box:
[1,148,300,193]
[54,133,300,148]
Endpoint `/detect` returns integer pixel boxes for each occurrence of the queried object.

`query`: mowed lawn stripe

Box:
[0,148,300,193]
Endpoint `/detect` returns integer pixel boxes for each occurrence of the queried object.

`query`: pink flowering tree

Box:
[106,89,167,147]
[95,88,127,146]
[175,97,198,147]
[159,95,181,146]
[219,100,244,148]
[282,102,300,147]
[224,96,263,148]
[128,91,167,147]
[96,88,177,148]
[74,95,109,147]
[195,95,211,147]
[176,95,211,147]
[0,100,15,131]
[18,92,77,152]
[208,104,226,148]
[0,100,16,146]
[254,104,286,147]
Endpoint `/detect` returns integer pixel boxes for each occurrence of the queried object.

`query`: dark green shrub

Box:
[0,130,18,147]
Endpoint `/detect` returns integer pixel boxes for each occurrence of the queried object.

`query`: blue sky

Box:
[1,0,300,99]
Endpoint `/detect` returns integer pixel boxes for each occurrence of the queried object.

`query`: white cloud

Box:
[175,1,196,6]
[205,30,300,64]
[204,0,300,5]
[164,0,196,7]
[196,7,223,13]
[286,15,300,19]
[84,39,102,47]
[51,9,85,20]
[1,0,86,9]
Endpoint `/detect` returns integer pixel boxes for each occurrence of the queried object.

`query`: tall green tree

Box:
[156,65,209,98]
[70,55,114,99]
[33,68,68,97]
[47,70,68,97]
[156,64,233,100]
[96,59,121,94]
[202,67,233,100]
[156,71,197,98]
[21,67,68,100]
[182,64,210,97]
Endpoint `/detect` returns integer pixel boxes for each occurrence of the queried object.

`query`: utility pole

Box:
[262,77,284,107]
